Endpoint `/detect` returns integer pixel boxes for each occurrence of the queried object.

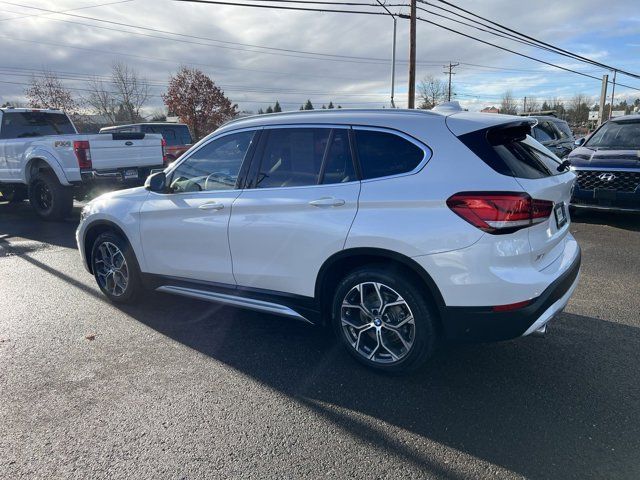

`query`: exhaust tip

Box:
[531,324,547,337]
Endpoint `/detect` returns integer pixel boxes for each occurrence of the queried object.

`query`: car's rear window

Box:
[458,123,562,179]
[0,112,76,139]
[586,120,640,149]
[354,129,425,180]
[143,125,193,146]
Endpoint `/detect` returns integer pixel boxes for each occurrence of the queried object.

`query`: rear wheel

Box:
[332,266,438,373]
[91,231,142,304]
[28,170,73,221]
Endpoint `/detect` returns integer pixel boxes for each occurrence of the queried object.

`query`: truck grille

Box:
[575,170,640,193]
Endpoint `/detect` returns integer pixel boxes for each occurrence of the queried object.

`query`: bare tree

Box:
[418,75,447,109]
[25,70,77,113]
[111,62,149,122]
[500,90,518,115]
[86,76,117,124]
[84,63,150,123]
[568,93,591,124]
[523,96,540,113]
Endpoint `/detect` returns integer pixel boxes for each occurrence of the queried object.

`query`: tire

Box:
[1,185,27,203]
[91,231,142,304]
[331,266,438,373]
[28,170,73,221]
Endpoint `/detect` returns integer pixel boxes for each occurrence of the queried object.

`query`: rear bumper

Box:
[79,166,164,186]
[440,246,581,342]
[571,185,640,212]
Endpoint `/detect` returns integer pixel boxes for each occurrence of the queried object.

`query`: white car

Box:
[0,108,166,220]
[77,108,581,372]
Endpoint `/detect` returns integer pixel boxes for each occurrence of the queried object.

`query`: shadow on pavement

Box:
[0,201,81,250]
[116,292,640,480]
[571,209,640,232]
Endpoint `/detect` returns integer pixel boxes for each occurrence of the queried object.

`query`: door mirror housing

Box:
[574,137,586,147]
[145,171,167,193]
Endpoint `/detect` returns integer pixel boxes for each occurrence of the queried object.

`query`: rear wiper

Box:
[557,159,571,172]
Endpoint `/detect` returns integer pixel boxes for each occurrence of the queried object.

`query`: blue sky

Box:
[0,0,638,113]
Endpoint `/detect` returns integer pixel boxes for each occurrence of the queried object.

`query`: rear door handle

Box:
[198,201,224,211]
[309,197,345,207]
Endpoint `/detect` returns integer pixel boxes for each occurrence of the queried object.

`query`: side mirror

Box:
[145,171,167,193]
[574,137,585,147]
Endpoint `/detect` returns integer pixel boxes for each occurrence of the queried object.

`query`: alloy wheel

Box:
[94,242,129,297]
[341,282,415,364]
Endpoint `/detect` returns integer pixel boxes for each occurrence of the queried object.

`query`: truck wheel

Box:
[28,170,73,221]
[1,185,27,203]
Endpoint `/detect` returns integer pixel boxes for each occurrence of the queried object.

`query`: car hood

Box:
[568,146,640,168]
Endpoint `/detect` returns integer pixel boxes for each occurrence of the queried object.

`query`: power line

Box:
[407,15,640,93]
[0,0,133,22]
[426,0,640,80]
[172,0,391,15]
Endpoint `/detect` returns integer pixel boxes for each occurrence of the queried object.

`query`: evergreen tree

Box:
[257,108,264,114]
[328,101,334,109]
[321,104,326,109]
[266,105,273,114]
[337,105,342,109]
[304,99,314,110]
[273,101,282,112]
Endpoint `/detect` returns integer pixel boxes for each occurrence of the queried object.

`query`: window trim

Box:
[245,124,359,191]
[162,126,261,195]
[350,125,433,182]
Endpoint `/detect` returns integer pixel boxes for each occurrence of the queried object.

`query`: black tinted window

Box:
[534,122,559,142]
[257,128,330,188]
[354,130,424,179]
[552,120,573,139]
[170,130,255,192]
[321,129,355,184]
[145,125,193,146]
[0,112,75,139]
[493,139,562,179]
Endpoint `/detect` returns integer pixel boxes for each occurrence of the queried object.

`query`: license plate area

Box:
[594,188,617,201]
[554,202,567,228]
[123,168,138,180]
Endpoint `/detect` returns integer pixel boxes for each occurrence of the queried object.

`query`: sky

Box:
[0,0,638,115]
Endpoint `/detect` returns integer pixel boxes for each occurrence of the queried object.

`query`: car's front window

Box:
[586,121,640,149]
[169,130,255,192]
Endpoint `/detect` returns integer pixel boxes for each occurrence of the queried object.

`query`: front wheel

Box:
[332,266,438,373]
[91,232,142,304]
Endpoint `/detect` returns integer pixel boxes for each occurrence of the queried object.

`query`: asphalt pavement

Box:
[1,201,639,479]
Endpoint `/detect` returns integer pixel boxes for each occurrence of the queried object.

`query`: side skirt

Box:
[143,274,320,325]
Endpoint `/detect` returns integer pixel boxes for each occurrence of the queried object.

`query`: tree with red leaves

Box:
[163,67,238,140]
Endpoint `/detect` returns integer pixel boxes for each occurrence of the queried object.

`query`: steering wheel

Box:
[204,172,235,190]
[172,176,202,192]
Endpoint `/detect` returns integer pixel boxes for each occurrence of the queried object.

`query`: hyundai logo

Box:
[598,173,616,182]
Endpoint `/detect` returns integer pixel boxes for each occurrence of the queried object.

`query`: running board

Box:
[156,285,313,324]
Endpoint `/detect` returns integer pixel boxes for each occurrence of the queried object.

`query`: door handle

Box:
[309,197,345,207]
[198,201,224,211]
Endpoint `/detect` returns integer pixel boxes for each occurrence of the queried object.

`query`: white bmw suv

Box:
[77,108,581,373]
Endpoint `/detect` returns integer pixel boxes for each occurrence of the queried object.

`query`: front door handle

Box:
[309,197,345,207]
[198,201,224,211]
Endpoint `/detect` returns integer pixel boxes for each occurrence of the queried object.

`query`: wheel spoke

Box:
[381,300,405,315]
[367,329,381,360]
[379,330,399,361]
[355,325,373,351]
[93,241,129,297]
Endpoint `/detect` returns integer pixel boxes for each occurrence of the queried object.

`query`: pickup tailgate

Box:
[87,133,164,169]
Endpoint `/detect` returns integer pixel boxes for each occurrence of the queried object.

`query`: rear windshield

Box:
[585,120,640,149]
[142,124,193,146]
[0,112,76,139]
[458,123,563,179]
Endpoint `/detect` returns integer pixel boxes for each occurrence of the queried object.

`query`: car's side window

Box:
[535,122,559,142]
[256,128,330,188]
[169,130,256,193]
[354,129,424,180]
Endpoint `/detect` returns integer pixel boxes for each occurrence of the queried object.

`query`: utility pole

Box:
[609,70,617,120]
[375,0,396,108]
[523,96,527,113]
[598,74,608,126]
[407,0,416,108]
[443,62,459,102]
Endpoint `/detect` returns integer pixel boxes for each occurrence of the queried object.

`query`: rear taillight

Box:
[161,138,168,165]
[446,192,553,234]
[73,140,92,169]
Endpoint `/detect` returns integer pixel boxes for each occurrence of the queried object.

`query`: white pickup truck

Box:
[0,108,166,220]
